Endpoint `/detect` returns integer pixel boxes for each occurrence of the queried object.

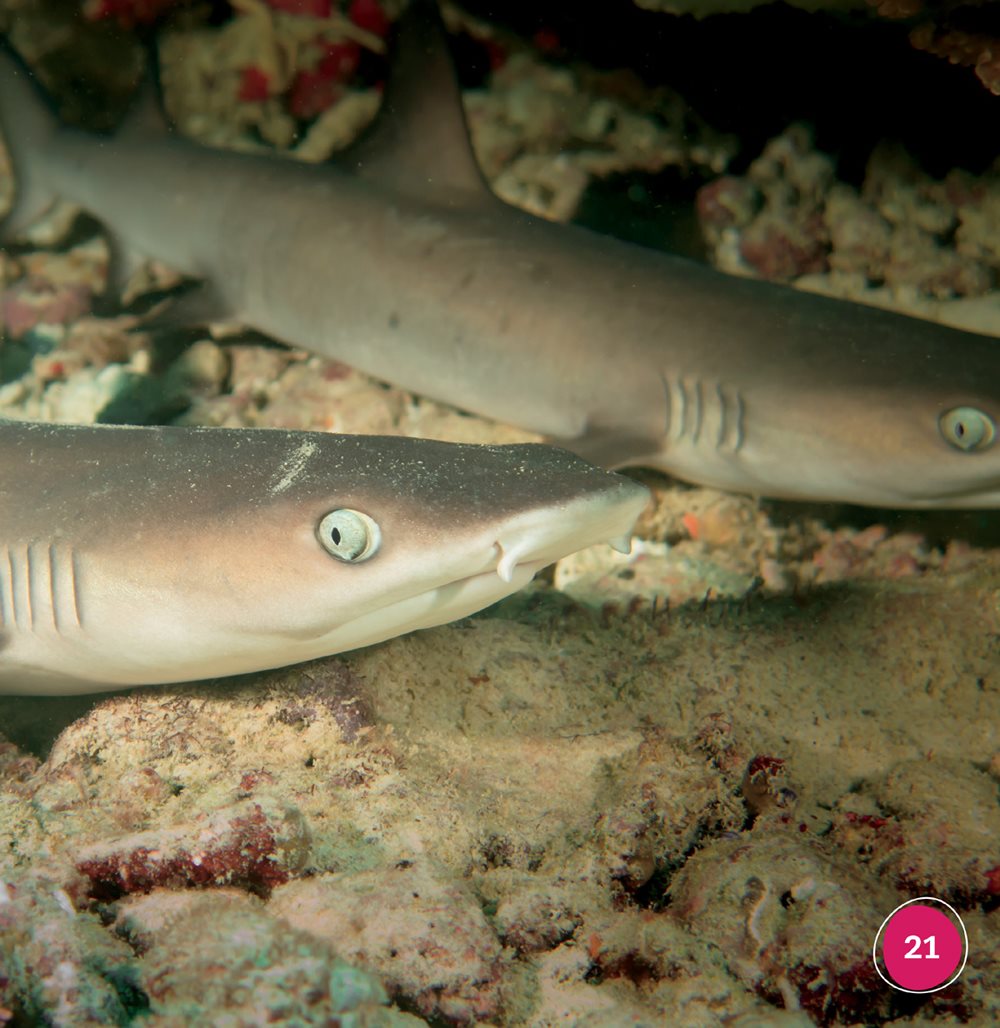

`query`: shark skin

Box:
[0,421,649,695]
[0,2,997,508]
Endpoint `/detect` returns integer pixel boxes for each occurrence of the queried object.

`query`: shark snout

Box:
[489,478,649,584]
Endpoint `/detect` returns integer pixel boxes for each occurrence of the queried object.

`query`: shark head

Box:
[185,434,647,667]
[620,271,1000,509]
[728,309,1000,508]
[737,388,1000,509]
[0,424,648,694]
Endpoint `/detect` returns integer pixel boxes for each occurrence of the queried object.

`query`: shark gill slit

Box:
[48,542,83,632]
[0,543,82,633]
[661,373,687,443]
[0,548,12,628]
[720,384,746,454]
[2,545,31,630]
[658,371,671,439]
[24,544,35,629]
[662,374,713,446]
[691,379,704,445]
[69,546,83,629]
[46,542,81,632]
[661,373,746,453]
[665,375,686,442]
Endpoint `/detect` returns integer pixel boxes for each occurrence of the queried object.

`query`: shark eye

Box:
[317,509,381,563]
[939,406,996,453]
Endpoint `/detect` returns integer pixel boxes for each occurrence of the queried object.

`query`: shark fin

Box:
[552,429,666,473]
[0,45,60,240]
[117,53,170,140]
[341,0,492,206]
[134,279,236,331]
[102,235,151,302]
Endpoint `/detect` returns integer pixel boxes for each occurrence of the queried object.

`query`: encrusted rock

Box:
[271,858,503,1024]
[75,797,311,900]
[127,891,419,1026]
[0,874,139,1025]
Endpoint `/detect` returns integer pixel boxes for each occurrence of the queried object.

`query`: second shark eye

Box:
[318,509,381,563]
[939,406,996,453]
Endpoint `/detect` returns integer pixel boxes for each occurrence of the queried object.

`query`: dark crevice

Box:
[457,1,998,176]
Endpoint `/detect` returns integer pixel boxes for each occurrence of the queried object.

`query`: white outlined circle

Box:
[872,896,968,994]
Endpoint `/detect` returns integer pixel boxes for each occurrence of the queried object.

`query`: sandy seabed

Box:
[2,557,998,1024]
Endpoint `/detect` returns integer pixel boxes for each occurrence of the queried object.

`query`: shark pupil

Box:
[318,509,382,563]
[938,406,996,453]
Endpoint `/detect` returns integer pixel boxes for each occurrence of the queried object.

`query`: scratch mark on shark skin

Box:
[270,439,320,497]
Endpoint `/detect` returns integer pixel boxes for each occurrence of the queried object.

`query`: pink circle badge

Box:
[873,897,968,993]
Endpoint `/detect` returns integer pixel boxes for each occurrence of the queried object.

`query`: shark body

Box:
[0,4,998,507]
[0,421,648,694]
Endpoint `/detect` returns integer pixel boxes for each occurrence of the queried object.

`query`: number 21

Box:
[904,935,939,959]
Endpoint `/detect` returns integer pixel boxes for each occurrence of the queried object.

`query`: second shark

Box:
[0,1,997,507]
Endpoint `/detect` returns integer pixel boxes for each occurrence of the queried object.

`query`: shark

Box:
[0,420,648,694]
[0,2,998,508]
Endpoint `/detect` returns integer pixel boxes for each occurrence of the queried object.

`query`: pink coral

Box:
[75,800,310,900]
